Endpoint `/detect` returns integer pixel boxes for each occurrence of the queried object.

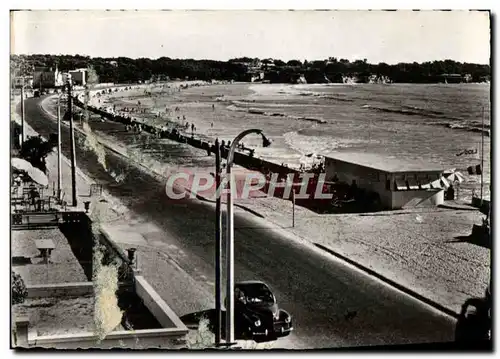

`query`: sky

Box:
[10,10,491,64]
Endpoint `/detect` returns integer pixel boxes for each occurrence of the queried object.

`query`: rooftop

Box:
[12,229,88,285]
[325,152,444,173]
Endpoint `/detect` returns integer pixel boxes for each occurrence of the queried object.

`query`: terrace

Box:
[11,199,188,348]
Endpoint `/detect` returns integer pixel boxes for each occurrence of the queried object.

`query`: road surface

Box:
[20,96,457,349]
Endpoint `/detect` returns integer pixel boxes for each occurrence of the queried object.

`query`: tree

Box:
[19,135,56,173]
[12,271,27,305]
[10,54,491,85]
[286,59,302,67]
[86,66,100,85]
[273,59,286,67]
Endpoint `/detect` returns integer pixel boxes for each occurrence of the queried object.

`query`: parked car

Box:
[225,281,293,342]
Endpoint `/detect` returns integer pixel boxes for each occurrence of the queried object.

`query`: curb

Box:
[313,243,460,320]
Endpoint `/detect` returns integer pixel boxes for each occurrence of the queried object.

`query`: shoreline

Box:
[48,93,490,315]
[80,81,490,202]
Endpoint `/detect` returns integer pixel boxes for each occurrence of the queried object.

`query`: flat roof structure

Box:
[325,152,444,174]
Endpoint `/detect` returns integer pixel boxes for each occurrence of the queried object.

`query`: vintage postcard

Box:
[10,9,491,350]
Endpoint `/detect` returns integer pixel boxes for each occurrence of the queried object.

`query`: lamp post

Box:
[225,129,271,345]
[57,93,63,201]
[214,138,222,346]
[20,78,26,145]
[66,75,78,207]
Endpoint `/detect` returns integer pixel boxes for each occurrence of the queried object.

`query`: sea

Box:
[103,82,491,203]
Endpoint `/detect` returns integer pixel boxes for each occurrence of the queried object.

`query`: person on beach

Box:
[212,104,215,110]
[211,122,214,128]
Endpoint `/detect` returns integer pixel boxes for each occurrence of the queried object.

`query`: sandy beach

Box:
[84,81,490,204]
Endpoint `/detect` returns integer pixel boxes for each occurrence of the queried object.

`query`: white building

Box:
[33,67,64,89]
[324,152,447,209]
[69,69,87,86]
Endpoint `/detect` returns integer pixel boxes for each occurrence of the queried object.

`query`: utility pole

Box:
[57,94,62,201]
[480,106,485,203]
[20,78,25,145]
[67,78,78,207]
[214,138,222,346]
[292,188,295,227]
[226,157,235,346]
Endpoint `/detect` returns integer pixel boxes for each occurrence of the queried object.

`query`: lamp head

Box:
[261,134,272,148]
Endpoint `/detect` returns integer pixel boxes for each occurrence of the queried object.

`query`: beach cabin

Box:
[324,152,446,210]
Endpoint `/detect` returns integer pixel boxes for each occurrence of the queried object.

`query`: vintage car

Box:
[226,281,293,342]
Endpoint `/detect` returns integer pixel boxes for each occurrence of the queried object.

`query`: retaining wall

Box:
[73,95,301,180]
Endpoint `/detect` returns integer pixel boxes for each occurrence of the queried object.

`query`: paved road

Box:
[21,96,457,349]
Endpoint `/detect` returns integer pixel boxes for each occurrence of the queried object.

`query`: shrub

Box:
[12,271,28,305]
[19,135,55,173]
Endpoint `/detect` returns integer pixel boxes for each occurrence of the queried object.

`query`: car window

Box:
[242,284,275,303]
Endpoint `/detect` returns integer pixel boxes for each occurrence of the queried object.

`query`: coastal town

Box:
[10,10,491,351]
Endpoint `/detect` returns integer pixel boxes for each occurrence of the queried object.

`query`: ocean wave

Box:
[283,131,374,159]
[253,84,354,103]
[295,91,354,102]
[226,103,327,124]
[361,104,464,120]
[362,104,490,136]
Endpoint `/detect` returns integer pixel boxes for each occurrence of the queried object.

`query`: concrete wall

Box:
[15,322,187,349]
[392,189,443,209]
[134,276,188,331]
[325,157,383,189]
[30,330,186,349]
[27,282,93,298]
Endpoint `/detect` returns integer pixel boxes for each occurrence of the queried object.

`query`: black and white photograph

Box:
[8,8,492,351]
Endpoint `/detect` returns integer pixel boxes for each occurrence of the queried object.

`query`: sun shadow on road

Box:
[447,234,490,249]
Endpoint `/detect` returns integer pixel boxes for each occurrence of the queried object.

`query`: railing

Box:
[73,95,303,180]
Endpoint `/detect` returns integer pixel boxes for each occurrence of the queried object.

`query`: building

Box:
[324,152,446,209]
[438,73,466,83]
[69,69,87,86]
[33,67,64,89]
[246,71,265,82]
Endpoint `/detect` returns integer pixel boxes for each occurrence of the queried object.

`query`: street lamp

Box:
[56,92,64,201]
[225,129,271,345]
[66,74,78,207]
[20,77,27,145]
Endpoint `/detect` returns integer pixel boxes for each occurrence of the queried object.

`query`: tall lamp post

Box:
[225,129,271,345]
[20,78,26,145]
[214,138,222,346]
[66,75,78,207]
[56,92,64,201]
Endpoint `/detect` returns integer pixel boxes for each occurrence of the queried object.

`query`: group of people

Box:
[298,161,325,173]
